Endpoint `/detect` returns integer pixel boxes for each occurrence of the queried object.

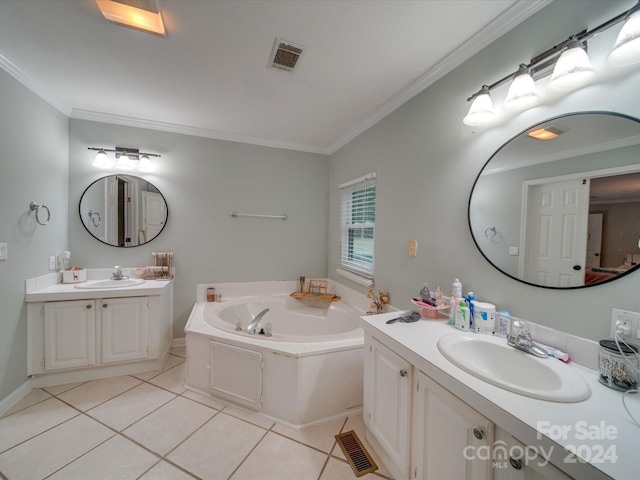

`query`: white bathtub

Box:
[184,281,366,428]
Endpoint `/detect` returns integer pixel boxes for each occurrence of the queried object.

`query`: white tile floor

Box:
[0,347,392,480]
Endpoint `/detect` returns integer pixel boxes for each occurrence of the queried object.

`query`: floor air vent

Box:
[335,430,378,477]
[268,38,305,72]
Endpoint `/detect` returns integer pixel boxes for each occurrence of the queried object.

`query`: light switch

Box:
[408,240,417,257]
[0,243,7,261]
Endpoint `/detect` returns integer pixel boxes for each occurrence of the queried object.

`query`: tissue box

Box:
[62,266,86,284]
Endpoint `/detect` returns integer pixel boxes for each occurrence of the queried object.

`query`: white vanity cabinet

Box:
[363,336,413,479]
[26,280,173,386]
[412,370,494,480]
[493,428,572,480]
[43,300,97,371]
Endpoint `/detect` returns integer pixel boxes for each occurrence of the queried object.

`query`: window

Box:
[339,172,376,281]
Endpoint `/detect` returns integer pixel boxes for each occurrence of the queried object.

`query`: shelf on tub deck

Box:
[290,292,341,302]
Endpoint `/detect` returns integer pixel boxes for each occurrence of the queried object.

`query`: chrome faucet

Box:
[111,265,129,280]
[247,308,270,334]
[507,319,548,358]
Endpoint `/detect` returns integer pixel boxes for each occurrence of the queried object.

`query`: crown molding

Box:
[0,49,71,116]
[326,0,552,154]
[70,109,330,155]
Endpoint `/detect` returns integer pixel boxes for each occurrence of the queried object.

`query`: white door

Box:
[101,297,148,364]
[44,300,96,371]
[142,191,166,241]
[412,371,494,480]
[522,178,589,287]
[586,213,603,268]
[364,336,412,478]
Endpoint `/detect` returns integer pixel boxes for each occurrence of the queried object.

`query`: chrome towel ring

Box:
[30,202,50,226]
[88,210,101,227]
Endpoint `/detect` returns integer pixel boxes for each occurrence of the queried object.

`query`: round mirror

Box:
[79,175,168,247]
[469,112,640,289]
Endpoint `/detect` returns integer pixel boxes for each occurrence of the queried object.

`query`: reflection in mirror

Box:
[79,175,168,247]
[469,112,640,289]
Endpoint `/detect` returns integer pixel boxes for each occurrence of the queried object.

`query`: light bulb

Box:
[547,39,595,91]
[92,149,111,168]
[116,153,133,169]
[502,65,540,111]
[138,154,154,171]
[463,87,495,126]
[607,9,640,65]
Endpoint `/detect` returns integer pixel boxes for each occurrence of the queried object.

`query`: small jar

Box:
[206,287,216,302]
[598,340,639,391]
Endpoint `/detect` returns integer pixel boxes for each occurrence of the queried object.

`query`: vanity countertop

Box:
[361,312,639,480]
[25,278,173,302]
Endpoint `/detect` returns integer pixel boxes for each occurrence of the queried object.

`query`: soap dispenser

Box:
[455,299,470,331]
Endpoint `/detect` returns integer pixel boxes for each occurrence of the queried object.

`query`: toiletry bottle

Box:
[497,310,511,337]
[449,278,462,325]
[455,299,470,331]
[435,286,443,305]
[419,283,430,303]
[467,292,475,327]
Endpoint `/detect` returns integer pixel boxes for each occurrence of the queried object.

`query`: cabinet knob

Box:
[86,304,92,309]
[399,369,407,377]
[103,304,108,308]
[473,428,484,440]
[509,457,523,470]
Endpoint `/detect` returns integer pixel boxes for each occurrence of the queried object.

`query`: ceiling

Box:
[0,0,548,154]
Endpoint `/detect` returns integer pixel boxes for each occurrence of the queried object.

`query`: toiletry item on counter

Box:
[413,298,438,307]
[497,310,511,337]
[467,292,475,322]
[449,278,463,325]
[598,340,639,390]
[472,301,496,335]
[434,286,443,305]
[419,283,431,303]
[206,287,216,302]
[455,299,470,331]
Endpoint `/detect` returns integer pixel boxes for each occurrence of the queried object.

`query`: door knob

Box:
[573,265,582,271]
[399,369,407,377]
[509,457,523,470]
[473,428,484,440]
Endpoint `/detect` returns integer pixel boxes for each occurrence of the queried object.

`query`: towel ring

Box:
[30,202,50,226]
[88,210,101,228]
[484,226,497,239]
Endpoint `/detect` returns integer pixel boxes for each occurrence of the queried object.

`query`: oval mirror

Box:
[79,175,168,247]
[469,112,640,289]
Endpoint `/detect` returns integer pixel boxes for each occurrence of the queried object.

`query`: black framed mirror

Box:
[79,175,168,247]
[469,112,640,289]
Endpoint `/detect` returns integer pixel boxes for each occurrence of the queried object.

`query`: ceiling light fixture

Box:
[88,147,161,172]
[464,1,640,126]
[95,0,166,37]
[527,126,564,140]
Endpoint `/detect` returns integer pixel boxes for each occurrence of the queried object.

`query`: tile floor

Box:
[0,347,392,480]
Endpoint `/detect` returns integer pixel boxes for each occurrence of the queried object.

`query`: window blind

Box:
[339,172,376,279]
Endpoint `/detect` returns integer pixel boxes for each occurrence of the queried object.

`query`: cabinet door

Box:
[493,428,572,480]
[412,371,494,480]
[210,341,263,410]
[364,337,413,477]
[44,300,96,371]
[101,297,149,364]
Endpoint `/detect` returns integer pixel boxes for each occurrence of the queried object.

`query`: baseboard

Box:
[0,379,33,417]
[172,337,186,348]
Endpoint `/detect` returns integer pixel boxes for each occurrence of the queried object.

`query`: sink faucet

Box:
[507,319,548,358]
[247,308,270,334]
[111,265,129,281]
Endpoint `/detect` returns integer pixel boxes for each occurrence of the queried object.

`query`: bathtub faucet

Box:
[247,308,270,334]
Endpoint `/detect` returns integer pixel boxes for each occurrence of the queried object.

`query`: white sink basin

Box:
[74,278,146,289]
[437,333,590,402]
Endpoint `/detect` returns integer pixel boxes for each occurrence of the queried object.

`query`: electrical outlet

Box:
[49,256,56,271]
[610,308,640,341]
[509,246,519,256]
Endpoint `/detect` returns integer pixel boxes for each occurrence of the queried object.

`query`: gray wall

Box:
[68,120,329,338]
[0,69,69,401]
[329,0,640,341]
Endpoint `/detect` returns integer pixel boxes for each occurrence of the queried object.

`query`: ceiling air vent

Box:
[268,38,305,72]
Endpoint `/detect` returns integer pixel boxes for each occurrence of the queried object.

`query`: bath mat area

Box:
[335,430,378,477]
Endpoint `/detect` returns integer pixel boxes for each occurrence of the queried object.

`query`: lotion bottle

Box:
[449,278,463,325]
[455,299,470,331]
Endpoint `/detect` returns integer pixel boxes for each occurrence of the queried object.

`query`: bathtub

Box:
[184,281,366,428]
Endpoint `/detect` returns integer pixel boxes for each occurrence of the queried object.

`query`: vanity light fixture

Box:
[95,0,166,37]
[464,1,640,126]
[88,147,160,172]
